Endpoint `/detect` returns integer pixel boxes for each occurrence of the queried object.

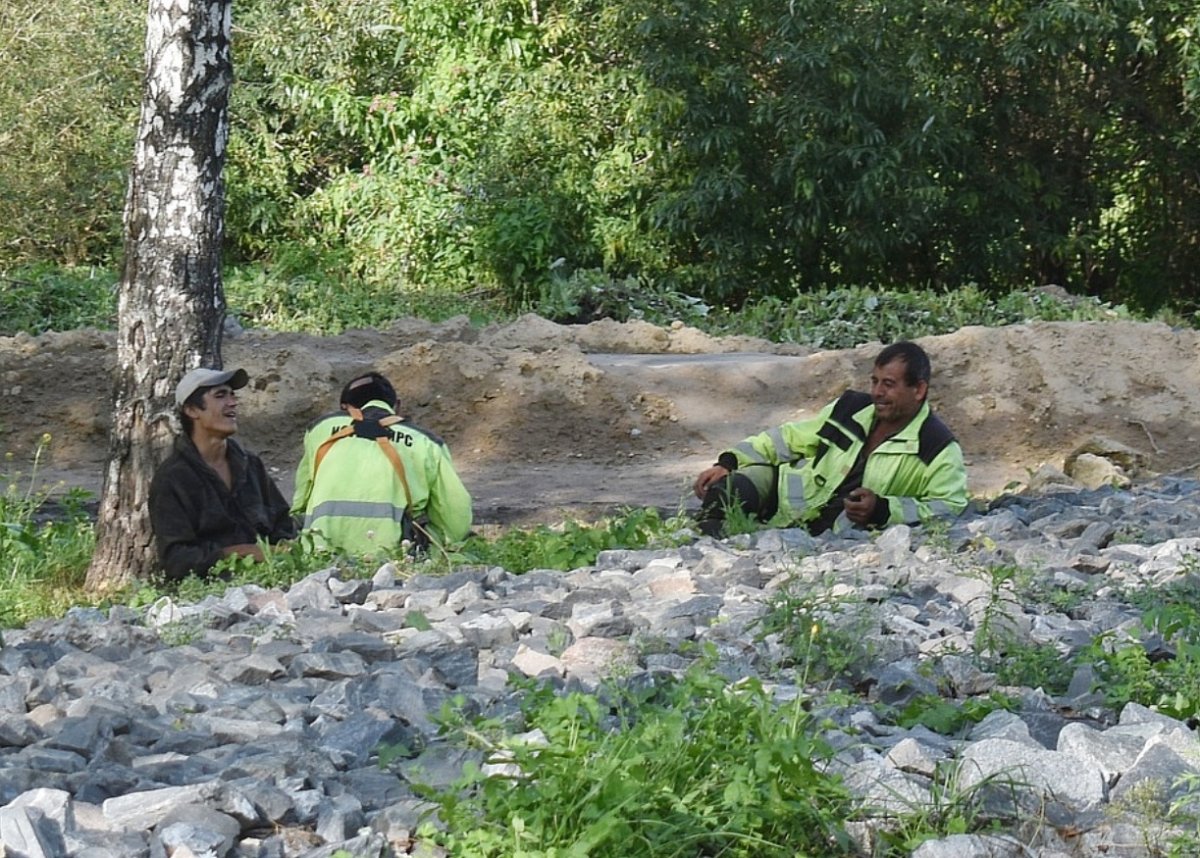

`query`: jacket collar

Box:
[853,399,931,445]
[175,432,248,481]
[361,399,396,414]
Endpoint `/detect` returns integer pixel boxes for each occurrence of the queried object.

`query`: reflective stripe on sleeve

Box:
[780,469,807,519]
[923,499,955,518]
[732,428,792,465]
[893,496,921,522]
[732,441,769,465]
[766,428,792,461]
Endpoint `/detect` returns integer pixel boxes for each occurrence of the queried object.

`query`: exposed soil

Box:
[4,315,1200,525]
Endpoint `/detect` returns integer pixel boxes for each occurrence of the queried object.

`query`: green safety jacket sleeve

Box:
[290,425,320,516]
[423,448,473,543]
[870,438,968,527]
[723,401,835,469]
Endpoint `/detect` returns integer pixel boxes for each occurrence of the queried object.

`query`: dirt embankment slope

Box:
[3,317,1198,523]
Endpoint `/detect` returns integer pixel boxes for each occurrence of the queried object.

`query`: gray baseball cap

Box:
[175,367,249,406]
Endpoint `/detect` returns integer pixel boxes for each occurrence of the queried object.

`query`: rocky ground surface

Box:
[6,478,1200,856]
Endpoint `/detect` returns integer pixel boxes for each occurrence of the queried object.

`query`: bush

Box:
[0,265,117,335]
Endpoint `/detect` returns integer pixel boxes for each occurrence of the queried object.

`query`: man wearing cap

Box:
[692,341,968,538]
[292,370,472,555]
[149,367,297,580]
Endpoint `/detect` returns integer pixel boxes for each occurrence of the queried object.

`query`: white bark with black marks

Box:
[87,0,233,591]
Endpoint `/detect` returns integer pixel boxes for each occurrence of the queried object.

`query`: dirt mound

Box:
[4,316,1199,524]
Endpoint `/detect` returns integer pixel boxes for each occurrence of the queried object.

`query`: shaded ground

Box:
[4,316,1200,525]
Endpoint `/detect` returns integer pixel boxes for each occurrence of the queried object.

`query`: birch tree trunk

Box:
[85,0,233,592]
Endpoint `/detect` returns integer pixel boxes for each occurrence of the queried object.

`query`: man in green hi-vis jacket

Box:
[293,371,472,556]
[693,341,968,538]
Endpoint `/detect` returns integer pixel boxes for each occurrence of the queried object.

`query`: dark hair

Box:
[179,387,210,437]
[874,341,931,387]
[340,371,397,409]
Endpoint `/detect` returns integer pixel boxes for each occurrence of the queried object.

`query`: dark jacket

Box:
[149,435,297,580]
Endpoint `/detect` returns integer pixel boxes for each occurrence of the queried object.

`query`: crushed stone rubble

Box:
[6,479,1200,856]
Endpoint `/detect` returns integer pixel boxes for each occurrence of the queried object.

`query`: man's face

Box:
[185,384,239,438]
[870,359,927,427]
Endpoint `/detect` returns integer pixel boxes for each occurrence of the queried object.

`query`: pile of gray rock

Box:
[5,478,1200,857]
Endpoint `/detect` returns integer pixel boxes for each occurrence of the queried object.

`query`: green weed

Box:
[453,507,688,574]
[754,577,877,686]
[0,435,96,627]
[1166,772,1200,857]
[0,266,116,335]
[1079,579,1200,721]
[706,284,1132,350]
[869,761,1013,855]
[149,531,347,605]
[415,667,856,857]
[530,267,712,326]
[224,264,506,334]
[1,264,1168,349]
[966,564,1076,694]
[892,692,1017,736]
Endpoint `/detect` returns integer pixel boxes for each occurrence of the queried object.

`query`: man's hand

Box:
[693,465,730,499]
[843,488,878,525]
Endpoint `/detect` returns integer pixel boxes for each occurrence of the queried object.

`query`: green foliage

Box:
[867,761,1009,855]
[0,436,96,628]
[416,667,855,856]
[1082,579,1200,720]
[1166,772,1200,857]
[966,562,1081,694]
[454,507,686,574]
[754,579,877,685]
[530,267,711,326]
[969,564,1025,662]
[618,0,1200,304]
[107,531,356,623]
[0,0,140,266]
[223,263,504,334]
[893,692,1017,735]
[5,0,1200,310]
[170,532,346,601]
[0,265,117,335]
[990,640,1077,694]
[708,284,1130,350]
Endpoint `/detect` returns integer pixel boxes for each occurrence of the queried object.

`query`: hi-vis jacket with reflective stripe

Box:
[722,391,967,532]
[292,401,472,554]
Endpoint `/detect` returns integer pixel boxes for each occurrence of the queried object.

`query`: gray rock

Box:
[315,793,365,844]
[1109,734,1200,810]
[154,805,241,857]
[5,480,1200,856]
[957,738,1106,813]
[911,833,1025,858]
[102,783,222,830]
[0,805,61,858]
[870,660,938,708]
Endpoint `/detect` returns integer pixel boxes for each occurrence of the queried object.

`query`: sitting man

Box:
[150,367,297,580]
[693,341,967,537]
[292,371,473,555]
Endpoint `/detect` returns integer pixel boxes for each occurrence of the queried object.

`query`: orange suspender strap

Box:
[372,425,414,514]
[313,426,353,473]
[311,406,414,514]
